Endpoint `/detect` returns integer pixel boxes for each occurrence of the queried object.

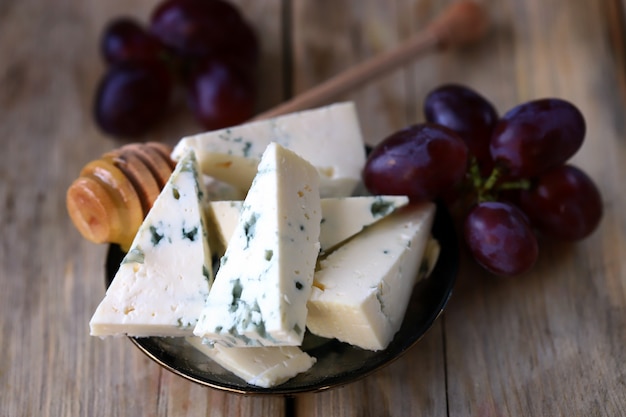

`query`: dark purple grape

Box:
[185,59,255,131]
[424,84,498,172]
[464,201,538,276]
[518,164,602,240]
[101,17,169,65]
[149,0,259,67]
[490,98,586,178]
[362,124,469,202]
[94,61,174,137]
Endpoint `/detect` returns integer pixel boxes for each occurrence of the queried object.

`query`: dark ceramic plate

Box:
[104,204,458,395]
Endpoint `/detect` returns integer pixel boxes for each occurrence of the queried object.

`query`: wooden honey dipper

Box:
[66,142,175,251]
[66,1,488,250]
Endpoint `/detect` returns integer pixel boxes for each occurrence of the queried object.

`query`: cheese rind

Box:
[208,195,410,255]
[306,203,436,351]
[186,337,316,388]
[90,151,213,337]
[193,142,322,347]
[171,102,366,197]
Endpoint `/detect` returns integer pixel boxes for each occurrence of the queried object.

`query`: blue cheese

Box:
[193,142,322,347]
[208,195,409,255]
[89,150,213,337]
[186,337,315,388]
[317,195,409,252]
[306,203,436,351]
[171,102,366,197]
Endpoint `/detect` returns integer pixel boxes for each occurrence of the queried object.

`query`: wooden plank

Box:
[294,322,447,417]
[0,0,287,416]
[290,0,414,146]
[442,0,626,416]
[289,1,451,415]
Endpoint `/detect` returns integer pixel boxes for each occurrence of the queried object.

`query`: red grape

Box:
[363,83,599,277]
[149,0,259,67]
[362,124,469,202]
[464,201,538,276]
[424,84,498,172]
[101,17,169,65]
[518,164,602,240]
[94,61,174,137]
[93,0,260,138]
[490,98,586,178]
[185,58,256,130]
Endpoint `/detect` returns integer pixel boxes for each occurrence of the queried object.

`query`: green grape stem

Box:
[467,158,531,203]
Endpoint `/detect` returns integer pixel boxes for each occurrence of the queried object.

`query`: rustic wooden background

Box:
[2,0,626,415]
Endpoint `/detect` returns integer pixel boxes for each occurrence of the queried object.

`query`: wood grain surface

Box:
[2,0,626,416]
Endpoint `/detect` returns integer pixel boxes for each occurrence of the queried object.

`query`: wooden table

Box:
[2,0,626,415]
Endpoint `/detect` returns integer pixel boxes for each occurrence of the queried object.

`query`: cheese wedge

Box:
[194,142,322,347]
[317,195,410,252]
[208,195,410,255]
[306,203,436,351]
[171,102,366,197]
[186,337,315,388]
[90,150,213,337]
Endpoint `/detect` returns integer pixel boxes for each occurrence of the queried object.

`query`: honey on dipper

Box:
[66,142,175,251]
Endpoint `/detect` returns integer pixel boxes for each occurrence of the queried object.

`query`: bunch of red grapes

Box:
[94,0,258,138]
[363,84,603,277]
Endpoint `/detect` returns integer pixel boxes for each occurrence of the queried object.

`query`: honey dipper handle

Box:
[253,0,488,120]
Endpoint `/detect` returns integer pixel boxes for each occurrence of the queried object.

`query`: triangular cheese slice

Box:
[208,195,409,256]
[90,150,213,337]
[306,202,436,351]
[171,102,366,198]
[186,337,316,388]
[194,142,321,347]
[318,195,409,252]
